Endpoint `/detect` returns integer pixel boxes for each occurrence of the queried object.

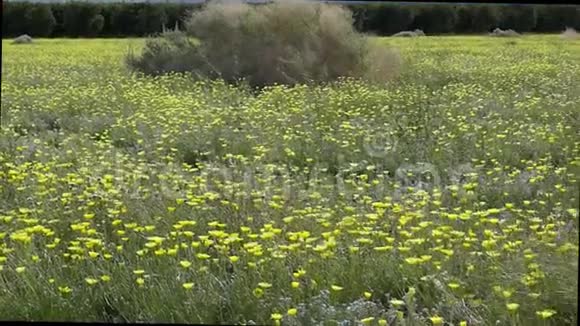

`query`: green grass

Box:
[1,35,579,325]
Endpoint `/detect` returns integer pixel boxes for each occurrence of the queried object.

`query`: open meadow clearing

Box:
[1,36,579,325]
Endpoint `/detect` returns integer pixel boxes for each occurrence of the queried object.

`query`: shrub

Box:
[13,34,33,44]
[414,29,426,36]
[392,29,425,37]
[489,28,521,37]
[561,27,579,40]
[126,28,201,76]
[127,0,401,88]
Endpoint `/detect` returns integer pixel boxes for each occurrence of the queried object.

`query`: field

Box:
[1,36,579,325]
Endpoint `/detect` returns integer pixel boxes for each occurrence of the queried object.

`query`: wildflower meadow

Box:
[1,35,579,325]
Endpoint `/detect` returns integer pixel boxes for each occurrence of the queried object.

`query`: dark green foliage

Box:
[99,4,119,37]
[3,2,30,37]
[50,3,67,37]
[357,4,415,36]
[137,5,168,36]
[498,5,537,33]
[410,5,458,34]
[88,14,105,37]
[535,5,579,33]
[1,2,575,38]
[349,5,366,32]
[455,6,474,33]
[472,6,501,33]
[62,2,102,37]
[126,29,201,76]
[457,5,501,33]
[109,4,141,36]
[163,4,195,32]
[25,5,57,37]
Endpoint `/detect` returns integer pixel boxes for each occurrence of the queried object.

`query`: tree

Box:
[164,4,199,32]
[349,5,368,33]
[499,5,537,32]
[535,5,578,32]
[88,14,105,37]
[455,6,474,33]
[471,6,501,33]
[110,4,141,36]
[137,5,168,36]
[411,5,458,34]
[63,2,101,37]
[25,5,57,37]
[3,2,30,37]
[49,3,67,37]
[365,5,415,35]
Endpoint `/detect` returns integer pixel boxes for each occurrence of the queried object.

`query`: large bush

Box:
[127,0,401,88]
[126,28,201,76]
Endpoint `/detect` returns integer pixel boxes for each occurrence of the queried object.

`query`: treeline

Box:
[352,4,580,35]
[3,1,580,38]
[2,2,201,37]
